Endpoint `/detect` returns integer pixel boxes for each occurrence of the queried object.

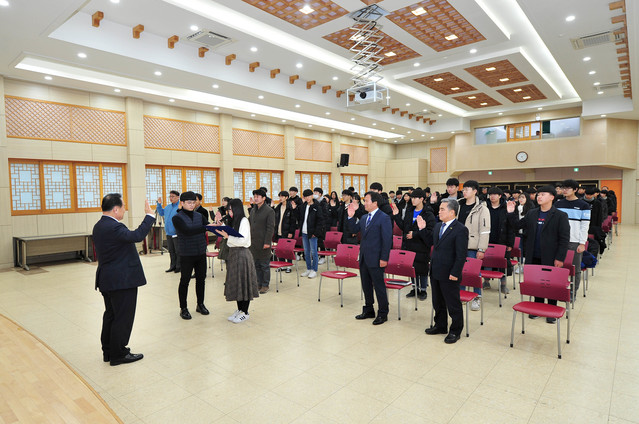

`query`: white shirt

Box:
[366,207,379,225]
[439,218,455,237]
[227,217,251,248]
[302,204,310,234]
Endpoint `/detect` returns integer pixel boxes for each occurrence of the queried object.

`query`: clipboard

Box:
[206,225,244,238]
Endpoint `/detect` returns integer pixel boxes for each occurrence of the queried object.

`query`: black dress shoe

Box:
[196,304,209,315]
[180,308,192,320]
[110,353,144,366]
[355,311,376,320]
[372,316,387,325]
[405,289,416,298]
[174,268,181,273]
[444,333,460,344]
[165,267,175,273]
[418,291,428,301]
[103,353,110,362]
[546,317,557,324]
[425,326,448,335]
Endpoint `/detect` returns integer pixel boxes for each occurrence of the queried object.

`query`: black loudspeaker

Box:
[339,153,350,167]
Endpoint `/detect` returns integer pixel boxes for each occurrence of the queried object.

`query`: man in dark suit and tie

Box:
[93,193,155,366]
[424,198,469,343]
[347,191,393,325]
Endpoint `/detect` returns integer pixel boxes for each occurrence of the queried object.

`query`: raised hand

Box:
[506,200,516,213]
[291,201,297,210]
[157,196,162,204]
[416,215,426,230]
[144,200,153,215]
[391,202,399,216]
[214,211,222,223]
[347,201,356,218]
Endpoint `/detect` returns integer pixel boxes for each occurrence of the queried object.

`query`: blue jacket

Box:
[346,209,392,268]
[156,201,180,236]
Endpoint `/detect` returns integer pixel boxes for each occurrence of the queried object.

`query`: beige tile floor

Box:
[0,226,637,424]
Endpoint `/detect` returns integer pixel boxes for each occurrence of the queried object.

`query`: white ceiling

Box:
[0,0,636,145]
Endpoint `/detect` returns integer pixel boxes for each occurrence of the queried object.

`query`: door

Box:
[600,179,622,222]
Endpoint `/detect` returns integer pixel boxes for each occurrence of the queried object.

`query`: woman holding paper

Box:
[214,198,259,323]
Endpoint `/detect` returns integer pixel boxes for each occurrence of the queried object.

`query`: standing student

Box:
[216,199,259,324]
[485,187,515,293]
[93,194,155,366]
[248,189,275,294]
[173,192,209,320]
[347,192,393,325]
[425,198,468,344]
[368,182,393,216]
[194,193,210,224]
[294,189,325,279]
[157,190,181,273]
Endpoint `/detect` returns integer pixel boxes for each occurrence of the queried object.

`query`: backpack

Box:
[581,250,598,269]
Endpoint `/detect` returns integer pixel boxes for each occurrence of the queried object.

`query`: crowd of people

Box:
[92,177,617,364]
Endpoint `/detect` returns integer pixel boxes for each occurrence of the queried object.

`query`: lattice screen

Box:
[314,140,332,162]
[144,116,220,153]
[295,138,313,160]
[294,137,331,162]
[259,133,285,158]
[76,165,101,209]
[102,166,124,196]
[185,169,202,194]
[342,175,367,195]
[233,172,243,199]
[10,162,41,211]
[430,147,447,173]
[302,174,312,193]
[312,174,322,191]
[272,173,281,195]
[295,173,301,190]
[341,144,368,165]
[5,97,126,145]
[244,171,257,202]
[43,164,72,210]
[146,168,163,203]
[260,173,271,192]
[322,175,330,194]
[203,170,218,204]
[233,129,284,158]
[165,169,183,200]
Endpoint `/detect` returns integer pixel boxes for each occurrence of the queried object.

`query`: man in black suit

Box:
[425,198,469,343]
[93,194,155,366]
[347,191,393,325]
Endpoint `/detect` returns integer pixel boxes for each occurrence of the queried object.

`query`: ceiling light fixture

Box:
[434,77,444,82]
[430,136,435,139]
[438,114,442,117]
[325,112,330,115]
[190,25,199,31]
[413,63,420,67]
[331,129,335,131]
[598,91,604,95]
[498,112,503,115]
[391,127,395,130]
[109,0,119,3]
[250,47,258,52]
[480,102,488,106]
[372,123,376,125]
[485,67,496,71]
[77,52,87,59]
[394,140,397,143]
[251,114,255,117]
[212,84,219,88]
[308,124,313,127]
[589,71,596,75]
[411,7,427,16]
[295,104,300,108]
[332,76,338,81]
[537,107,543,110]
[350,117,355,121]
[445,34,458,41]
[282,119,286,122]
[601,114,606,117]
[523,96,531,99]
[407,131,411,134]
[406,103,411,106]
[214,107,219,110]
[468,96,476,99]
[154,71,162,76]
[583,56,591,62]
[451,87,460,91]
[565,15,575,22]
[299,4,314,14]
[593,82,600,86]
[470,48,477,54]
[258,95,264,99]
[451,131,455,134]
[44,76,52,80]
[296,63,303,69]
[513,88,522,92]
[384,52,396,57]
[114,88,121,92]
[499,78,509,82]
[169,99,175,102]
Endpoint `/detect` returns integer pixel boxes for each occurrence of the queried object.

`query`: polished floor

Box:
[0,226,637,424]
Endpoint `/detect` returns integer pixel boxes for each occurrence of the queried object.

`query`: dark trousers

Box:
[531,257,557,306]
[179,254,206,308]
[237,300,250,314]
[254,258,271,288]
[167,236,181,270]
[430,276,463,335]
[101,287,137,359]
[360,263,389,317]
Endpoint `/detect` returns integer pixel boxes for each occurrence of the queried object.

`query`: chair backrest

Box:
[324,231,343,250]
[562,249,575,276]
[392,235,403,250]
[521,265,571,302]
[294,229,303,247]
[330,226,338,232]
[510,237,522,258]
[385,249,416,278]
[393,222,403,236]
[482,244,507,269]
[334,243,360,270]
[612,211,618,223]
[215,235,222,249]
[274,238,296,261]
[461,257,483,289]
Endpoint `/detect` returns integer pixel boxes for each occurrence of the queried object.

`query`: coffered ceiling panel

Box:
[464,60,528,87]
[323,28,420,65]
[497,84,547,103]
[361,0,384,4]
[386,0,486,52]
[452,92,501,108]
[414,72,476,95]
[241,0,348,30]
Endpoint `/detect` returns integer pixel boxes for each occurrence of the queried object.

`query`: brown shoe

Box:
[259,286,269,294]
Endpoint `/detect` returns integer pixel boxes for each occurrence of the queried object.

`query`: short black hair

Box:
[488,187,503,196]
[389,190,395,194]
[525,187,537,194]
[561,179,579,190]
[446,178,459,187]
[369,182,383,191]
[425,187,431,193]
[302,189,313,197]
[364,191,382,205]
[348,186,355,192]
[289,186,299,193]
[585,187,596,195]
[411,189,426,199]
[195,193,203,201]
[396,190,402,196]
[353,193,361,202]
[170,190,180,196]
[463,180,479,192]
[259,186,268,193]
[101,193,123,212]
[278,191,289,198]
[222,196,231,202]
[252,189,267,198]
[313,187,323,195]
[342,189,353,196]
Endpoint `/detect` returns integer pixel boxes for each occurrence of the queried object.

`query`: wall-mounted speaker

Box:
[338,153,350,167]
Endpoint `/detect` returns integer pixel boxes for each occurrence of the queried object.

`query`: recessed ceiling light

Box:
[451,131,455,134]
[445,34,458,41]
[295,104,300,108]
[214,107,219,110]
[282,119,286,122]
[300,4,314,14]
[77,52,87,59]
[190,25,199,31]
[331,129,335,131]
[468,96,476,99]
[583,56,591,62]
[565,15,575,22]
[250,47,258,52]
[169,99,175,103]
[407,131,411,134]
[384,52,396,57]
[350,117,355,121]
[114,88,120,92]
[411,7,427,16]
[369,136,372,138]
[372,123,376,126]
[350,132,354,135]
[589,70,596,75]
[391,127,395,130]
[251,114,255,117]
[451,87,460,91]
[154,71,162,76]
[438,114,442,117]
[332,76,338,81]
[296,63,303,69]
[593,82,600,86]
[601,114,606,117]
[537,107,543,110]
[406,103,411,106]
[513,88,522,92]
[212,84,219,89]
[430,136,435,139]
[110,0,119,3]
[434,78,444,82]
[394,140,397,143]
[308,124,312,127]
[258,95,264,99]
[523,96,531,99]
[410,139,414,141]
[44,76,52,80]
[499,78,509,82]
[480,102,488,106]
[423,109,428,112]
[598,91,604,95]
[485,67,496,71]
[413,62,420,67]
[470,48,477,54]
[325,112,330,115]
[421,134,425,137]
[498,112,503,115]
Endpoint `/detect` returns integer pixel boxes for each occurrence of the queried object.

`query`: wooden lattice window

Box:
[340,144,368,165]
[232,129,284,158]
[295,172,331,195]
[143,116,220,153]
[294,137,332,162]
[233,169,284,204]
[342,174,367,195]
[147,166,220,207]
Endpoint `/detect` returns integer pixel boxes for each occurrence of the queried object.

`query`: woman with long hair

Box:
[515,193,532,273]
[215,198,259,323]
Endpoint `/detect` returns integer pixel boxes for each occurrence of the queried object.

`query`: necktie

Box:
[366,214,372,228]
[439,223,446,238]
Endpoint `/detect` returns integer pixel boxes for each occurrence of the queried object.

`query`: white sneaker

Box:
[470,298,481,311]
[301,270,311,277]
[318,257,326,265]
[227,310,240,321]
[232,311,249,323]
[514,265,521,274]
[308,270,317,279]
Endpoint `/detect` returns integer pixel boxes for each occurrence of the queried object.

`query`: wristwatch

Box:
[478,249,485,252]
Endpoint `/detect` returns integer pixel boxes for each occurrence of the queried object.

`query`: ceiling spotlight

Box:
[325,112,330,115]
[434,78,444,82]
[411,7,427,16]
[169,99,175,103]
[258,95,264,99]
[601,114,606,117]
[593,82,600,86]
[295,104,301,108]
[77,52,87,59]
[296,63,303,69]
[369,136,372,138]
[332,76,338,81]
[445,34,458,41]
[251,114,256,117]
[250,47,258,52]
[350,132,354,135]
[410,139,414,141]
[351,117,355,121]
[190,25,199,31]
[538,107,543,110]
[485,67,496,71]
[110,0,119,3]
[523,96,531,99]
[407,131,411,134]
[372,123,376,126]
[214,107,219,110]
[470,48,477,54]
[589,70,596,75]
[299,4,314,14]
[394,140,397,143]
[391,127,395,130]
[499,78,509,82]
[282,119,286,122]
[154,71,162,76]
[451,131,455,134]
[331,129,335,131]
[384,52,396,57]
[308,124,313,127]
[565,15,575,22]
[113,88,120,92]
[451,87,460,91]
[406,103,411,106]
[583,56,591,62]
[430,136,434,139]
[438,114,442,117]
[598,91,604,95]
[423,109,428,112]
[468,96,476,99]
[498,112,503,115]
[413,62,420,67]
[212,84,219,89]
[513,88,522,92]
[44,76,52,80]
[480,102,488,106]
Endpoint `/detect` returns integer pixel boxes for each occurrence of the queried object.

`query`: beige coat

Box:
[461,199,491,251]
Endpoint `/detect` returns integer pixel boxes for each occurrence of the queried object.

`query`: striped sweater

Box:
[554,198,591,244]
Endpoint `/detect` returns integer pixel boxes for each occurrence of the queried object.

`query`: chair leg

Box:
[340,280,344,307]
[583,273,587,297]
[498,280,502,307]
[318,276,322,301]
[510,310,517,347]
[397,291,401,320]
[480,292,484,325]
[295,261,300,287]
[465,302,469,337]
[556,317,562,359]
[276,269,279,293]
[521,309,525,334]
[566,304,571,344]
[414,279,418,311]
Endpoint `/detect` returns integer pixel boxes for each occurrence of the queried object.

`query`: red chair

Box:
[392,235,402,250]
[611,211,618,236]
[205,233,223,277]
[510,237,523,290]
[430,258,483,337]
[393,222,403,237]
[330,226,338,232]
[270,238,299,292]
[481,244,508,307]
[562,249,576,309]
[318,231,343,270]
[510,265,571,359]
[383,250,416,320]
[318,244,360,307]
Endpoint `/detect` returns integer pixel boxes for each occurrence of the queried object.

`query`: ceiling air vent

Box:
[186,30,233,49]
[595,82,620,92]
[571,31,624,49]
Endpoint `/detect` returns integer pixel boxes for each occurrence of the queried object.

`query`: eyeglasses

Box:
[183,200,196,205]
